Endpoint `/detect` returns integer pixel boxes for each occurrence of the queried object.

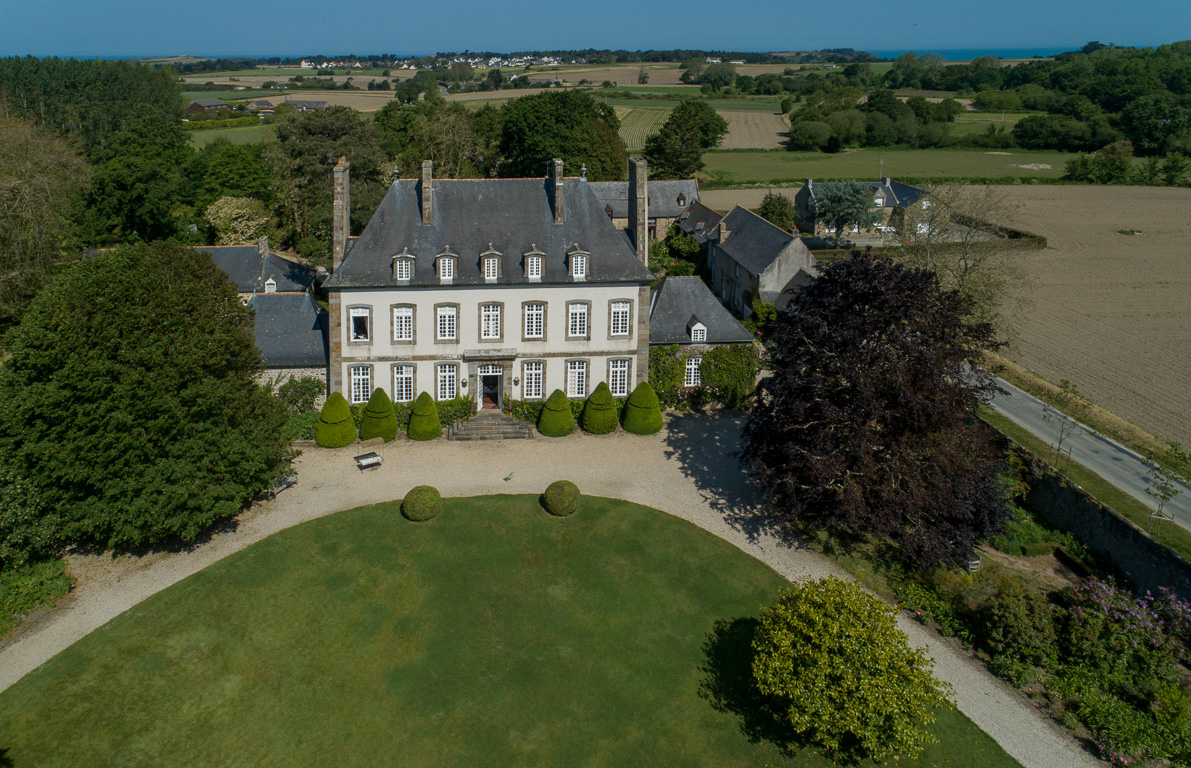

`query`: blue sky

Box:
[0,0,1185,58]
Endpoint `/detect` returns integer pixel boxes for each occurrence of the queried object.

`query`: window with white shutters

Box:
[523,361,544,400]
[393,365,414,403]
[609,359,629,397]
[567,360,588,398]
[349,366,371,404]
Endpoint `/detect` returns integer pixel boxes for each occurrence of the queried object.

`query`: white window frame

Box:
[349,365,371,404]
[526,255,542,280]
[524,302,544,339]
[436,305,457,341]
[610,300,631,337]
[571,253,587,279]
[349,306,371,342]
[436,363,458,401]
[393,306,414,342]
[439,257,454,282]
[484,257,499,281]
[480,303,501,340]
[392,364,414,403]
[523,361,544,400]
[691,326,706,343]
[685,357,702,388]
[566,360,588,398]
[609,359,629,397]
[395,258,412,281]
[567,303,588,338]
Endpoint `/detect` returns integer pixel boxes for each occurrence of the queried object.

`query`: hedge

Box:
[537,389,575,437]
[581,382,618,434]
[622,382,663,435]
[315,391,357,448]
[407,392,442,441]
[359,388,399,442]
[542,480,581,517]
[402,485,441,522]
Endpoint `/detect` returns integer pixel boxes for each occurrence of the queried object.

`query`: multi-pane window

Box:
[523,361,544,400]
[526,255,542,280]
[685,357,702,387]
[393,306,413,342]
[393,365,414,403]
[349,307,371,342]
[610,301,631,337]
[609,359,629,397]
[480,303,501,340]
[436,305,457,341]
[436,363,458,401]
[567,303,588,338]
[571,253,587,279]
[484,257,499,281]
[439,257,454,281]
[566,360,588,398]
[349,366,371,404]
[394,258,412,281]
[524,302,544,339]
[691,326,706,343]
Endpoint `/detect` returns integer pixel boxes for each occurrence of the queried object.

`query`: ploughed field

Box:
[1000,185,1191,447]
[0,496,1019,768]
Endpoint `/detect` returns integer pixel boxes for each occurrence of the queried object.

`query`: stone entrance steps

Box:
[447,410,535,441]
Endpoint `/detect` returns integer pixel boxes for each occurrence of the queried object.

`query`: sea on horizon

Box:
[867,47,1081,61]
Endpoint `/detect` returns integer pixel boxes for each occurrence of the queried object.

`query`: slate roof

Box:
[676,200,723,244]
[199,246,318,293]
[262,252,319,292]
[649,276,754,345]
[190,98,228,108]
[324,177,655,289]
[716,206,800,276]
[287,100,328,111]
[587,179,700,219]
[805,178,928,209]
[247,292,329,368]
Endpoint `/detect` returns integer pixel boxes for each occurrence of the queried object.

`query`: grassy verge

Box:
[189,123,273,147]
[0,495,1021,768]
[985,352,1191,479]
[978,406,1191,560]
[0,558,73,638]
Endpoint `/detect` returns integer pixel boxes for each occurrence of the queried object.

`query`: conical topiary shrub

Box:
[315,391,357,447]
[406,392,442,441]
[537,389,575,437]
[581,381,618,435]
[359,387,399,442]
[622,381,663,435]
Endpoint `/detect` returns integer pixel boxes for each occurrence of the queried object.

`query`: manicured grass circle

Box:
[0,496,1023,768]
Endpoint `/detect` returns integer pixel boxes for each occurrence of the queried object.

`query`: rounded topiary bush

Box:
[542,480,581,517]
[359,387,398,442]
[537,389,575,437]
[315,391,357,448]
[622,381,663,435]
[406,392,442,441]
[581,381,618,435]
[402,485,441,522]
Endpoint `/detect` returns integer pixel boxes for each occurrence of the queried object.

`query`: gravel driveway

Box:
[0,414,1097,768]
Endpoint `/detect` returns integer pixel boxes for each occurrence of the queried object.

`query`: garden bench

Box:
[354,452,383,471]
[266,471,297,500]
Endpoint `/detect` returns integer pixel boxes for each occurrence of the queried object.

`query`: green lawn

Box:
[702,147,1077,186]
[0,495,1021,768]
[189,123,273,147]
[182,90,263,102]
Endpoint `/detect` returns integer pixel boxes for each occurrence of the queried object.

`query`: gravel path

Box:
[0,414,1097,768]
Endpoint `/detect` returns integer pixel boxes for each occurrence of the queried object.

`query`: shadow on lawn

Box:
[662,412,802,547]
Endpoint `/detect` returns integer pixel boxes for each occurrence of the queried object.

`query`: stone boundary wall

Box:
[257,368,329,410]
[1026,475,1191,600]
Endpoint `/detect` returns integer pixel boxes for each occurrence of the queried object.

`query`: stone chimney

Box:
[332,157,351,272]
[551,158,565,224]
[420,160,433,226]
[717,219,730,243]
[628,157,648,265]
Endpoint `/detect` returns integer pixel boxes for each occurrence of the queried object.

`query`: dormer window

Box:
[264,277,277,294]
[604,204,614,220]
[524,246,544,281]
[688,318,707,343]
[677,192,686,207]
[569,248,588,280]
[481,246,501,282]
[436,250,456,283]
[392,247,414,281]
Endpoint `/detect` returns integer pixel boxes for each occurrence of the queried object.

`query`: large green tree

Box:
[0,242,289,557]
[810,181,883,246]
[0,116,88,324]
[754,191,796,232]
[740,253,1008,569]
[644,99,728,178]
[498,91,625,180]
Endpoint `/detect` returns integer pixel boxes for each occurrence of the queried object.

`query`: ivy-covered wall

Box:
[649,343,759,409]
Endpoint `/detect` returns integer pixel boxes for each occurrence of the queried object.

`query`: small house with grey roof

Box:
[795,177,928,236]
[588,178,700,244]
[706,206,819,316]
[650,276,755,389]
[675,200,723,246]
[322,157,658,412]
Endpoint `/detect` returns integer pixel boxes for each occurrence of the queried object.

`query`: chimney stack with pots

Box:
[628,157,649,266]
[551,158,565,224]
[421,160,433,226]
[332,157,351,272]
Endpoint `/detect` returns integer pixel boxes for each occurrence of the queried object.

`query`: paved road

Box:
[989,377,1191,529]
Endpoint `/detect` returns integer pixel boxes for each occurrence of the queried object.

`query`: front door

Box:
[481,374,501,409]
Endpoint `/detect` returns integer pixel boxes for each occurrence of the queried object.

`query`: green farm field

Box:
[0,495,1022,768]
[189,123,273,147]
[702,148,1077,185]
[615,106,671,152]
[183,90,262,102]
